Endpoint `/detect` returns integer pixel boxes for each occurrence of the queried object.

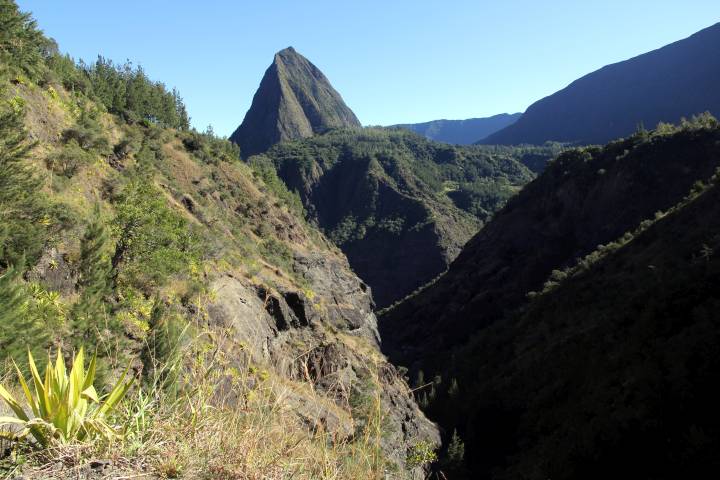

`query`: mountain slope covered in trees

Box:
[254,128,537,307]
[381,116,720,478]
[6,1,720,479]
[435,167,720,479]
[394,113,521,145]
[482,22,720,145]
[230,47,361,157]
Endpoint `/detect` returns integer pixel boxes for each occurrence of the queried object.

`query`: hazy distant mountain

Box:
[230,47,361,157]
[394,113,521,144]
[481,22,720,145]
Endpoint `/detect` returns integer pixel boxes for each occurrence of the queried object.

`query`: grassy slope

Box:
[0,63,430,479]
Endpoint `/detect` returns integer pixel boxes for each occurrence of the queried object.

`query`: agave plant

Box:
[0,348,132,446]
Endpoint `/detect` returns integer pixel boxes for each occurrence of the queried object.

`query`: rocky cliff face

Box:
[230,47,361,157]
[208,251,439,477]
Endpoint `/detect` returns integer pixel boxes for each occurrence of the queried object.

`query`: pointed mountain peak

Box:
[231,48,361,157]
[275,46,298,57]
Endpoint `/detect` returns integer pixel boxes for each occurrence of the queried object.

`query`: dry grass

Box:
[1,327,391,480]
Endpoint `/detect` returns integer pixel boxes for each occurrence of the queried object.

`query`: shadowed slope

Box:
[482,23,720,145]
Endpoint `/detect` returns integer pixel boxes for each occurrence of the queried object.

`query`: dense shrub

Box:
[61,108,111,155]
[111,178,201,290]
[45,139,94,177]
[180,126,240,164]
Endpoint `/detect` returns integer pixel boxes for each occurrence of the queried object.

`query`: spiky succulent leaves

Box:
[0,347,133,445]
[96,361,132,418]
[0,358,48,445]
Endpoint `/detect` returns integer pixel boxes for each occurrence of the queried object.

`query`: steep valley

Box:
[230,48,551,308]
[254,128,536,307]
[381,117,720,478]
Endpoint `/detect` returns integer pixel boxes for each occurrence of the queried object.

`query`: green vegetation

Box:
[51,56,190,130]
[0,268,53,368]
[533,113,719,297]
[179,126,240,163]
[406,440,438,469]
[71,208,114,349]
[1,0,188,130]
[474,141,566,173]
[264,127,535,225]
[0,94,55,267]
[249,154,305,217]
[46,138,95,177]
[0,348,132,445]
[61,108,111,154]
[111,178,201,290]
[257,127,537,306]
[0,0,52,82]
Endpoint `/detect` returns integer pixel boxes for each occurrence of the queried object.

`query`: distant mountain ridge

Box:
[482,22,720,145]
[230,47,361,157]
[394,113,521,144]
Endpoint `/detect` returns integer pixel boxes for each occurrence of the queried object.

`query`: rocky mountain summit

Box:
[230,47,361,157]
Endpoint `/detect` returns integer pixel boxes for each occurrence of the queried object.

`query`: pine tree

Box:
[448,377,459,398]
[71,207,113,348]
[443,428,467,476]
[0,0,50,81]
[0,266,27,353]
[0,93,49,267]
[447,429,465,465]
[0,265,49,367]
[70,208,131,386]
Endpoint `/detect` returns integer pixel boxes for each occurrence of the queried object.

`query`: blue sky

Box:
[17,1,720,137]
